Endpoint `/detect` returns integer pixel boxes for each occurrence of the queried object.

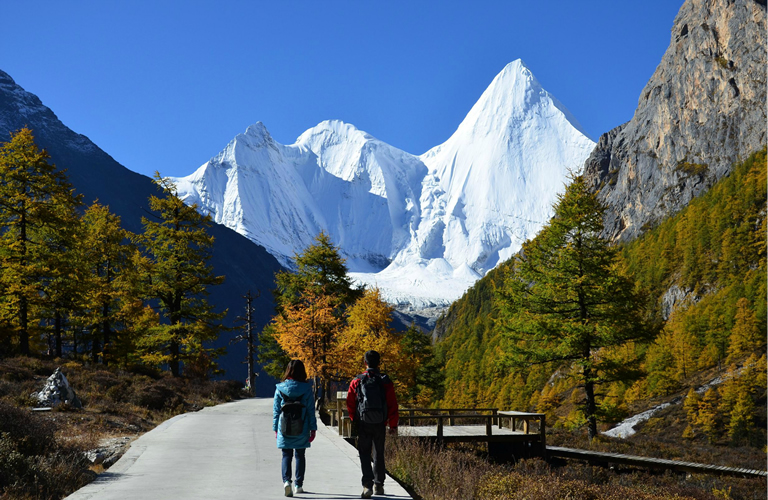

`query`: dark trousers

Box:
[281,448,306,486]
[357,422,386,487]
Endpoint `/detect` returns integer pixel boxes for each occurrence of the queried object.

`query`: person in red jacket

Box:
[347,350,398,498]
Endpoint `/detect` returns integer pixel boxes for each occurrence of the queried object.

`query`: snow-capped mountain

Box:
[171,60,595,309]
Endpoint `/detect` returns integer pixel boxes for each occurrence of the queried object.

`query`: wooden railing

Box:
[327,392,544,444]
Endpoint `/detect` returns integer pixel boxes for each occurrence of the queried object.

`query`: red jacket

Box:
[347,369,399,428]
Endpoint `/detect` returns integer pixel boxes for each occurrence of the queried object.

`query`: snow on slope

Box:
[171,60,595,309]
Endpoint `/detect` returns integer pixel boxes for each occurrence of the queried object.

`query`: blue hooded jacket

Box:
[272,379,317,449]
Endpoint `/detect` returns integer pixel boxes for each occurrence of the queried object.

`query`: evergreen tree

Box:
[261,232,362,393]
[400,323,444,406]
[496,175,656,440]
[0,128,82,355]
[275,231,362,310]
[135,173,225,377]
[257,324,291,380]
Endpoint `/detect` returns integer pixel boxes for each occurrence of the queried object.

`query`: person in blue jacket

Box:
[273,359,317,497]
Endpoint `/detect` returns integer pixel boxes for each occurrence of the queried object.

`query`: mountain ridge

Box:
[172,59,596,309]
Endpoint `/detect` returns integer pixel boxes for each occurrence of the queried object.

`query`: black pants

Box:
[357,422,386,487]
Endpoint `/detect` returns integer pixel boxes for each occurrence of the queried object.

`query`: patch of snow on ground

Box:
[602,403,672,439]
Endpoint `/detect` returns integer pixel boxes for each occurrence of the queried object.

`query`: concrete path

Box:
[66,398,411,500]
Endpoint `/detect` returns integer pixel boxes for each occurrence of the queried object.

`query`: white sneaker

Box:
[284,481,293,497]
[294,485,304,494]
[361,486,373,498]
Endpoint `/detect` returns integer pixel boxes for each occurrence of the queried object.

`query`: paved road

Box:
[66,398,411,500]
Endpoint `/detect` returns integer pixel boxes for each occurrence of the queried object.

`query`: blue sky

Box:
[1,1,682,178]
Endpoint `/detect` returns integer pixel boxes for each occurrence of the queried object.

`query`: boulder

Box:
[34,368,82,408]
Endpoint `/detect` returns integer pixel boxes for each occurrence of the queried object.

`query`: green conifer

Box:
[497,174,656,440]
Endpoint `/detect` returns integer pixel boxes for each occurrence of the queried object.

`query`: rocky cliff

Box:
[584,0,766,240]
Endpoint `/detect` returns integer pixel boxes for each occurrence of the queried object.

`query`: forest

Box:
[0,128,225,378]
[435,149,767,446]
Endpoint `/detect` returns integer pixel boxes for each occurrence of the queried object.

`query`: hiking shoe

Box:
[374,484,384,495]
[294,485,304,494]
[284,481,293,497]
[361,486,373,498]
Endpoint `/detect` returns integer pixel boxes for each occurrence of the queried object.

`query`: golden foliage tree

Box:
[273,290,342,383]
[726,298,762,363]
[336,288,407,393]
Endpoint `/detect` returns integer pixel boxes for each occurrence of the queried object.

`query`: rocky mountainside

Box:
[584,0,766,241]
[0,70,284,392]
[172,60,595,310]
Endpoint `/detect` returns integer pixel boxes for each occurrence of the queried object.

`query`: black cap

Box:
[364,350,380,368]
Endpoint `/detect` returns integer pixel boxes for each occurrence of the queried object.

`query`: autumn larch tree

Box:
[496,174,656,440]
[0,128,82,356]
[135,173,225,377]
[263,232,363,396]
[75,202,139,364]
[336,288,405,386]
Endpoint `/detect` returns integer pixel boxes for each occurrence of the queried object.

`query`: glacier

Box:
[171,60,596,311]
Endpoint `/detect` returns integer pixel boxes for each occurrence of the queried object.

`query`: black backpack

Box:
[356,372,388,425]
[278,391,305,436]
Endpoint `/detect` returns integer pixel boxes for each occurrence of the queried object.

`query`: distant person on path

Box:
[273,359,317,497]
[346,350,399,499]
[315,383,324,411]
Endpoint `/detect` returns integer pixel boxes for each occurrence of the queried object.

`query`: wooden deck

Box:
[400,425,539,443]
[547,446,767,479]
[326,395,768,478]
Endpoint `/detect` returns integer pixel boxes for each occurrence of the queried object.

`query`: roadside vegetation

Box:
[0,356,242,499]
[386,437,766,500]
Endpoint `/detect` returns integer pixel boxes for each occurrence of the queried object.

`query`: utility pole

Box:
[232,290,260,397]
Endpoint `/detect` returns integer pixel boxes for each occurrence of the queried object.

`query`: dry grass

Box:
[0,356,245,499]
[385,437,767,500]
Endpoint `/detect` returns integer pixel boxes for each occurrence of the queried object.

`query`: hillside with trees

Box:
[435,149,766,447]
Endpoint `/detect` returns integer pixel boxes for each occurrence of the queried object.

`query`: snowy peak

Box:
[171,61,596,308]
[452,59,545,139]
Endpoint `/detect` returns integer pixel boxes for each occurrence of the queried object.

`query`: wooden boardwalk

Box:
[547,446,767,479]
[400,425,537,444]
[328,396,767,479]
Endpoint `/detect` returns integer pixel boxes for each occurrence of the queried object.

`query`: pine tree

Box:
[135,174,225,377]
[497,174,656,440]
[400,323,444,406]
[275,232,361,310]
[262,232,362,394]
[0,128,82,355]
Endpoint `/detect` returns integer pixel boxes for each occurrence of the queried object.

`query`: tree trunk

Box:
[584,367,598,441]
[18,209,29,355]
[102,300,111,366]
[169,340,180,377]
[54,310,62,358]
